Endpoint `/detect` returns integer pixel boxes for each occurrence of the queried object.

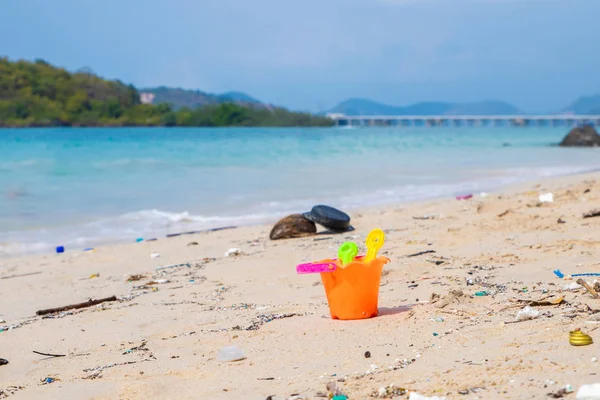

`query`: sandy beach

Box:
[2,171,600,399]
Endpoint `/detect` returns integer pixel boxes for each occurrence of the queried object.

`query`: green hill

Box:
[326,98,522,116]
[0,58,333,127]
[218,91,261,103]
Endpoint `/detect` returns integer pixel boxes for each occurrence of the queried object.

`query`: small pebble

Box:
[593,357,598,363]
[364,351,371,359]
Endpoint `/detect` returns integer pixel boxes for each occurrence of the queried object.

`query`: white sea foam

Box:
[0,209,277,258]
[0,159,52,170]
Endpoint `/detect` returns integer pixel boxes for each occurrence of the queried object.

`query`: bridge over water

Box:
[328,114,600,128]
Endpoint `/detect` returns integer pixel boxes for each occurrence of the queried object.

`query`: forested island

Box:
[0,58,333,128]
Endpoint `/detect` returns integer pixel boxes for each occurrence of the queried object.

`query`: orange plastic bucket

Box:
[319,255,390,320]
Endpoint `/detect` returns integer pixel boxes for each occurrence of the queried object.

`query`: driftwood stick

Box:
[406,250,436,258]
[583,209,600,219]
[33,351,66,358]
[577,279,600,299]
[504,319,529,324]
[36,296,118,316]
[1,271,42,280]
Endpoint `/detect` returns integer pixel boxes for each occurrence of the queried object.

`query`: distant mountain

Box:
[326,98,522,116]
[562,94,600,115]
[218,91,261,103]
[140,87,264,110]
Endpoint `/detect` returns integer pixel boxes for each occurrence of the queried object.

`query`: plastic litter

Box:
[409,392,446,400]
[225,248,242,257]
[150,253,160,259]
[576,383,600,399]
[135,238,144,242]
[516,306,540,321]
[570,329,593,346]
[550,385,575,398]
[147,279,169,285]
[156,262,191,271]
[217,345,246,362]
[456,194,473,201]
[587,313,600,324]
[55,246,64,254]
[554,269,600,279]
[374,385,408,398]
[564,282,583,290]
[539,193,554,203]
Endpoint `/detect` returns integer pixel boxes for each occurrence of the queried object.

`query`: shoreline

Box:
[4,166,600,259]
[2,170,600,398]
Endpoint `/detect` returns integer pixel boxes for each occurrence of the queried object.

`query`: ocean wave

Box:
[118,209,272,224]
[0,241,54,258]
[0,209,279,258]
[92,158,164,168]
[0,159,53,170]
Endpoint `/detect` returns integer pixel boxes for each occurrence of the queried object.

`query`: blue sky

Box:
[2,0,599,112]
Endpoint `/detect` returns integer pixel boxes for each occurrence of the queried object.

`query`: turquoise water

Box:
[1,126,599,256]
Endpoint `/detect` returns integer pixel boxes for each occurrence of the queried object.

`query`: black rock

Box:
[559,125,600,147]
[303,205,351,231]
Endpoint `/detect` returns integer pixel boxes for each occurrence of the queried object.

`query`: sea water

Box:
[1,126,599,257]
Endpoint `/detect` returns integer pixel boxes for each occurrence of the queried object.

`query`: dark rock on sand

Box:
[559,125,600,147]
[303,205,351,231]
[269,214,316,240]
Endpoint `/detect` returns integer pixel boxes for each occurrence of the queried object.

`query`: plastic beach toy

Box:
[365,228,384,263]
[296,261,337,274]
[338,242,358,266]
[296,228,390,320]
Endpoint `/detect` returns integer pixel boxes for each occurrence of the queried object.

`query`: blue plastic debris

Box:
[554,269,600,279]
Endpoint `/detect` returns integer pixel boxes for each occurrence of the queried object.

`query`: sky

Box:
[2,0,600,113]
